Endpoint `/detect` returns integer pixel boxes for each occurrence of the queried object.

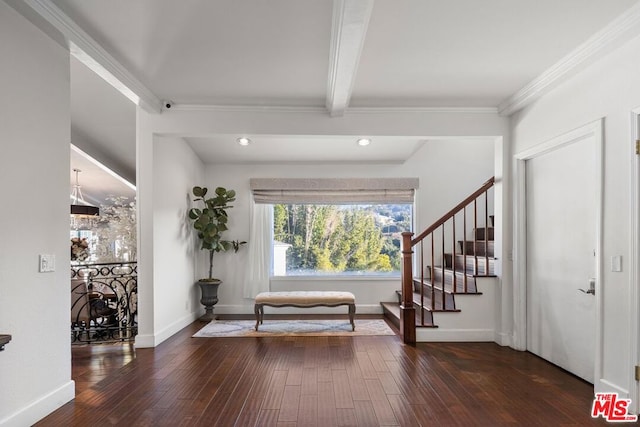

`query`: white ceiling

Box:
[185,135,426,165]
[54,0,638,108]
[30,0,638,200]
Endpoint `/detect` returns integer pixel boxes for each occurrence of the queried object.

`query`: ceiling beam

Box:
[12,0,162,113]
[325,0,374,117]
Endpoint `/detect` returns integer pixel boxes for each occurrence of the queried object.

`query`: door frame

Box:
[513,119,604,388]
[631,108,640,412]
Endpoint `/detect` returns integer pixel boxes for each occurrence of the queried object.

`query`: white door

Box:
[526,134,597,383]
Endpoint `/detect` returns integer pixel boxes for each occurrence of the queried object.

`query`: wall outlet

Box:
[39,254,55,272]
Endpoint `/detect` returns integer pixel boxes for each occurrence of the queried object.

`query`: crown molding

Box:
[18,0,162,113]
[325,0,375,117]
[167,104,328,114]
[499,2,640,116]
[346,106,499,115]
[167,104,498,115]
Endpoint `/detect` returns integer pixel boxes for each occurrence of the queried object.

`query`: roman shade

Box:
[249,178,418,204]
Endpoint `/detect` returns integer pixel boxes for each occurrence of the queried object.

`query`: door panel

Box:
[526,135,596,383]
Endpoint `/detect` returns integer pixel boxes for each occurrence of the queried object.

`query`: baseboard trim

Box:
[134,311,200,348]
[494,331,513,347]
[596,378,630,397]
[416,328,495,342]
[0,380,74,427]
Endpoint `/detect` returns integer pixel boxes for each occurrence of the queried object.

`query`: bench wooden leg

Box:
[254,304,263,331]
[348,304,355,331]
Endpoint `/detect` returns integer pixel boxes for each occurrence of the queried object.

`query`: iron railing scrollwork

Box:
[70,262,137,344]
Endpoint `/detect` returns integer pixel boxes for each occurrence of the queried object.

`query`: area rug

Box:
[192,319,395,338]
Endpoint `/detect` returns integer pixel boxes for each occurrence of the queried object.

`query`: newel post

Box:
[400,232,416,344]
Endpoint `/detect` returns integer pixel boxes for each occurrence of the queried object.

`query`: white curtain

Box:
[243,202,272,299]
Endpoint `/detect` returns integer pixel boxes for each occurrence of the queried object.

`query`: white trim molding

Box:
[134,311,201,348]
[13,0,162,113]
[166,104,499,116]
[513,119,604,387]
[630,107,640,413]
[499,2,640,116]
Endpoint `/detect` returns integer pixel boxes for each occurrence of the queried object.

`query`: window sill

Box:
[271,275,399,282]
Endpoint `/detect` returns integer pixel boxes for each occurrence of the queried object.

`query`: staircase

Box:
[381,178,497,343]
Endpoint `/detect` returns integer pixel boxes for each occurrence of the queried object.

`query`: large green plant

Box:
[188,186,246,280]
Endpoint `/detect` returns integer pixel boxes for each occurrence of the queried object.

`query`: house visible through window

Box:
[272,203,412,276]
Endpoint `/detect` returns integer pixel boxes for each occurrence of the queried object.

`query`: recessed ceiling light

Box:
[237,137,251,146]
[357,138,371,146]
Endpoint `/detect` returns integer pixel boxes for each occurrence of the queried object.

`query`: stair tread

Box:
[381,301,438,328]
[396,289,459,311]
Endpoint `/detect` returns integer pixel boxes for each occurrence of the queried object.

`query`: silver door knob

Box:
[578,278,596,295]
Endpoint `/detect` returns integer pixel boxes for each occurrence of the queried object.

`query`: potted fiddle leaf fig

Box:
[188,186,246,321]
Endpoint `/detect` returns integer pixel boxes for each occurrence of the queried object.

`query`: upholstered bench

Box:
[254,291,356,331]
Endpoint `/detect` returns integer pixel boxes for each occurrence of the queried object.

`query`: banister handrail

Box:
[411,177,495,245]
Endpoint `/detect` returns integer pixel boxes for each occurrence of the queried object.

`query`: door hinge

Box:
[635,365,640,381]
[636,140,640,155]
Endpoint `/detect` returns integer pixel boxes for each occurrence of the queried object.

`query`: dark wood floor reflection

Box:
[37,318,607,426]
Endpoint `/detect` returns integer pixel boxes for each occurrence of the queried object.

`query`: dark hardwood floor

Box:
[37,316,608,426]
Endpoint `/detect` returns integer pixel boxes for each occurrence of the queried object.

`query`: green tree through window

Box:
[273,204,412,276]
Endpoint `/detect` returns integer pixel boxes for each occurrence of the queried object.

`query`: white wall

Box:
[205,138,496,315]
[510,34,640,398]
[0,3,74,425]
[135,135,205,347]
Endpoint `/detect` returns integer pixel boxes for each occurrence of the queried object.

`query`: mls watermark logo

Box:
[591,393,638,422]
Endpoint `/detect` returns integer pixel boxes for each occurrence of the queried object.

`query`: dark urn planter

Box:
[197,279,221,322]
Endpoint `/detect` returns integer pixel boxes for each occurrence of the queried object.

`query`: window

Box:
[272,203,412,276]
[246,177,418,287]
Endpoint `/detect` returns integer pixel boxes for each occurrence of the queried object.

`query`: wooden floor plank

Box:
[297,394,318,426]
[35,318,612,426]
[261,370,288,410]
[317,380,338,427]
[353,400,384,426]
[278,385,301,423]
[301,367,318,395]
[364,378,399,425]
[336,408,358,427]
[331,369,355,409]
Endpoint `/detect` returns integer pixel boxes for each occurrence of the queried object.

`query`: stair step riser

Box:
[410,283,456,310]
[428,267,478,293]
[381,302,436,328]
[445,254,495,275]
[418,286,455,311]
[458,241,495,257]
[474,227,494,241]
[416,306,435,326]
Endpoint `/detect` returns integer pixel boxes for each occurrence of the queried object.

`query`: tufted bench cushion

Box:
[254,291,356,331]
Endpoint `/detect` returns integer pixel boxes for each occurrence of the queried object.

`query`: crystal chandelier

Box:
[70,168,99,230]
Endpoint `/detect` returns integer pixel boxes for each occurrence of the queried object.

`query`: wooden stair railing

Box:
[400,177,495,344]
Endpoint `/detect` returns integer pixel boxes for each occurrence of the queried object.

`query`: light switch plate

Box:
[611,255,622,272]
[39,254,55,272]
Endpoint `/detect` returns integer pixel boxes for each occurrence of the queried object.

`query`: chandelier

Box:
[70,168,99,229]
